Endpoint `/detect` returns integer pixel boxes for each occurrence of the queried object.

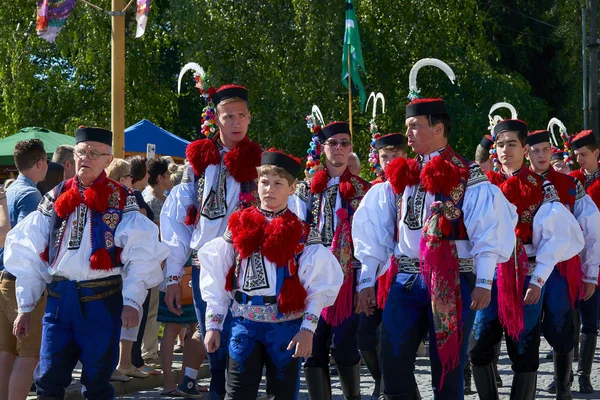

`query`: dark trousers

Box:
[357,307,382,351]
[193,266,231,397]
[35,277,122,400]
[579,285,600,336]
[131,288,151,368]
[469,275,545,372]
[542,269,574,354]
[225,317,301,400]
[381,271,475,399]
[303,311,361,368]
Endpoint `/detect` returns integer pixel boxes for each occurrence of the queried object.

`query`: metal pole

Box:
[588,0,598,138]
[111,0,125,158]
[583,6,589,129]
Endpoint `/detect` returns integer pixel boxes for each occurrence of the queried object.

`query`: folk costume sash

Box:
[545,168,582,308]
[43,172,129,271]
[385,147,471,388]
[308,168,369,326]
[184,134,262,226]
[487,168,545,339]
[224,207,310,315]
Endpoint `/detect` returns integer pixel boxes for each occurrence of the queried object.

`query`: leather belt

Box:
[394,255,474,274]
[234,291,277,306]
[48,275,122,302]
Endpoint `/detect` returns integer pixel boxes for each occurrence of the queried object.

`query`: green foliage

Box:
[0,0,590,178]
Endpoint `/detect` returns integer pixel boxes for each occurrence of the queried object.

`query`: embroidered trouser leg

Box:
[226,317,301,400]
[303,312,360,369]
[470,275,545,373]
[193,266,231,397]
[357,308,382,351]
[36,278,122,400]
[381,272,475,399]
[542,269,574,354]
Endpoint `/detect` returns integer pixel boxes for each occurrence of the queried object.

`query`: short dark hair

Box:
[147,158,170,186]
[583,143,599,152]
[37,162,64,195]
[475,144,490,164]
[13,139,46,172]
[126,155,148,184]
[52,145,74,165]
[427,113,452,137]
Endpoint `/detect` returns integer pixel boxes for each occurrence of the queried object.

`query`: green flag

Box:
[341,0,367,111]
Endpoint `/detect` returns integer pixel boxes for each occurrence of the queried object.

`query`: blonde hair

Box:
[216,97,248,114]
[106,158,131,181]
[256,165,295,185]
[170,164,186,186]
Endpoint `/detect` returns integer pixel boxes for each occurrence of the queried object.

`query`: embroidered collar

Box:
[584,164,600,180]
[310,168,357,201]
[186,134,262,183]
[54,172,116,219]
[419,146,447,164]
[259,207,288,218]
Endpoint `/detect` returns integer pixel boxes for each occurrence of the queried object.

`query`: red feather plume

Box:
[186,138,221,177]
[385,158,420,195]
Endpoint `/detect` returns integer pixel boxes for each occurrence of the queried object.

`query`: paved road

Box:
[115,337,600,399]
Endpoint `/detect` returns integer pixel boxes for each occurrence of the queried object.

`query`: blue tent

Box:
[125,119,190,158]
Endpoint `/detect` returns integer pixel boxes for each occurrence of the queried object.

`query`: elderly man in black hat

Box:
[4,126,168,400]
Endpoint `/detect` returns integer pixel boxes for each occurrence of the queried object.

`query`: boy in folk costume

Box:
[468,117,584,400]
[289,120,370,400]
[161,79,263,399]
[568,129,600,394]
[353,59,518,399]
[475,135,495,173]
[5,127,169,399]
[198,150,342,399]
[525,126,600,398]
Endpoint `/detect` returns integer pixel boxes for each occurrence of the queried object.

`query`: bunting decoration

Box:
[36,0,77,43]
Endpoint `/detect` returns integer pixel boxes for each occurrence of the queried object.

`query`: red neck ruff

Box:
[54,172,117,218]
[310,168,357,201]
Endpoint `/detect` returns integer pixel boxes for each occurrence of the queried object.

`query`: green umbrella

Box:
[0,127,75,165]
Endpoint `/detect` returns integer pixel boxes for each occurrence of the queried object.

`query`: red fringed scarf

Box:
[487,168,545,339]
[184,134,262,225]
[225,207,309,314]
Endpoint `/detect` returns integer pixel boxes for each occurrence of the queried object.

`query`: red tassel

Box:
[89,248,113,271]
[377,258,399,309]
[386,158,420,195]
[310,169,329,194]
[225,265,236,292]
[321,273,354,326]
[186,138,221,177]
[116,247,123,265]
[225,139,262,182]
[54,187,82,218]
[557,255,583,308]
[40,247,49,263]
[277,274,307,314]
[185,205,197,226]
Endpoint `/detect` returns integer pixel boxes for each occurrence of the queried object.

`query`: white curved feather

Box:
[365,92,386,119]
[547,118,569,147]
[311,105,325,126]
[409,58,456,94]
[177,62,205,95]
[488,102,518,120]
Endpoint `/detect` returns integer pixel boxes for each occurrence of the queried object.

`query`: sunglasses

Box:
[324,139,352,148]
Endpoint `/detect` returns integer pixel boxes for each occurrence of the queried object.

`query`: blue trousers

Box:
[542,269,574,354]
[469,275,546,372]
[192,266,231,398]
[381,272,475,399]
[357,307,382,351]
[226,317,302,399]
[303,311,361,368]
[579,285,600,336]
[35,277,122,400]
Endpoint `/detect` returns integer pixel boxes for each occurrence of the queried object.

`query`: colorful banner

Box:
[36,0,77,43]
[135,0,152,38]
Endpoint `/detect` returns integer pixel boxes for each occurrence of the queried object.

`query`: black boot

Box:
[554,350,574,400]
[509,372,537,400]
[471,364,499,400]
[573,309,580,361]
[304,367,332,400]
[361,346,382,398]
[492,342,503,388]
[464,359,474,395]
[384,388,421,400]
[577,333,597,394]
[336,363,361,400]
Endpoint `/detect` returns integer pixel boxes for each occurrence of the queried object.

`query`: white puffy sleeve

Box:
[572,190,600,284]
[288,182,310,221]
[462,182,518,290]
[297,243,343,333]
[198,236,235,332]
[530,201,585,288]
[116,202,170,310]
[160,182,195,286]
[4,209,51,313]
[352,182,397,292]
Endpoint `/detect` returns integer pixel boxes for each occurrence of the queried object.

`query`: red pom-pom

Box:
[83,182,113,213]
[310,169,329,194]
[225,139,262,182]
[186,138,221,176]
[386,158,420,195]
[277,274,307,314]
[421,156,468,196]
[207,87,217,97]
[40,247,49,262]
[90,248,113,271]
[54,187,82,218]
[228,209,268,259]
[546,168,575,207]
[339,177,356,201]
[261,213,306,266]
[486,171,505,186]
[185,205,197,226]
[225,265,236,292]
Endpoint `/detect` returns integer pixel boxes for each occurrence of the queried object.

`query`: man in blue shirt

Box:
[0,139,48,400]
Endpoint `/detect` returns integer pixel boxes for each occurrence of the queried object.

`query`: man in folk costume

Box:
[161,82,262,399]
[568,129,600,394]
[198,149,343,399]
[468,117,584,400]
[353,59,518,400]
[475,135,495,173]
[525,127,600,398]
[4,127,169,399]
[288,120,370,400]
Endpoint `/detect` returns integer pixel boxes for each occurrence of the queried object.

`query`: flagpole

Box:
[347,43,353,138]
[111,0,125,158]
